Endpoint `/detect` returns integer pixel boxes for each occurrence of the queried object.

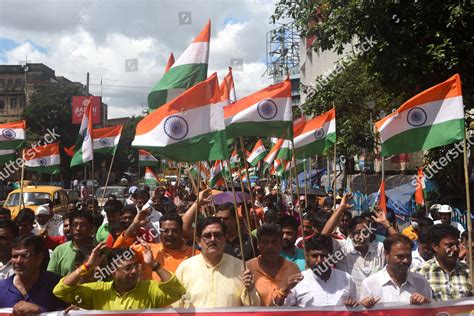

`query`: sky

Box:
[0,0,279,119]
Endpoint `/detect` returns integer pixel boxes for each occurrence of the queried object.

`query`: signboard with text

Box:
[72,96,102,124]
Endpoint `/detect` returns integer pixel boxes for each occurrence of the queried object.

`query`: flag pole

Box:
[327,156,330,192]
[188,163,201,256]
[290,138,306,254]
[462,132,473,285]
[304,158,308,207]
[239,137,260,228]
[226,159,248,269]
[288,160,295,216]
[333,143,337,209]
[234,142,256,257]
[19,149,25,209]
[100,150,117,203]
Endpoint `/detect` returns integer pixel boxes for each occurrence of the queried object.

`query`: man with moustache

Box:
[174,217,260,307]
[274,234,358,307]
[413,224,472,301]
[113,211,196,280]
[0,235,67,313]
[360,235,432,308]
[246,224,300,306]
[278,216,306,271]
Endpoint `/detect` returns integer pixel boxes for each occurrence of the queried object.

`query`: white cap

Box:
[430,204,441,211]
[35,204,51,216]
[438,205,453,213]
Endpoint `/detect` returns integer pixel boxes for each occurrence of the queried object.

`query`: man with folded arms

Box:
[359,234,432,308]
[174,217,260,307]
[53,242,185,310]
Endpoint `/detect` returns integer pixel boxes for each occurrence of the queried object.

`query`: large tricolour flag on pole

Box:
[0,121,25,149]
[224,79,293,139]
[247,139,266,167]
[148,21,210,110]
[375,74,465,156]
[294,108,336,158]
[24,143,60,174]
[138,149,159,167]
[133,73,228,162]
[93,125,122,155]
[71,98,93,167]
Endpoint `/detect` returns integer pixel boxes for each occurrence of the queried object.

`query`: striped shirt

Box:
[413,257,472,302]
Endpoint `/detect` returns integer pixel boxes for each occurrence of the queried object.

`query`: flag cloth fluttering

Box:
[164,52,175,73]
[148,21,210,110]
[93,125,123,155]
[415,167,425,206]
[71,98,93,167]
[294,108,336,158]
[375,74,464,156]
[209,160,225,187]
[224,79,293,139]
[24,143,60,174]
[133,73,228,162]
[220,67,237,105]
[0,120,26,149]
[0,149,16,165]
[144,167,159,185]
[247,139,266,167]
[138,149,160,167]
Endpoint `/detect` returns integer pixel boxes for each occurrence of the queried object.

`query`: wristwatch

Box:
[152,262,161,271]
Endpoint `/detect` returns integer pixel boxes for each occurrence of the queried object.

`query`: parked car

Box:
[64,189,80,203]
[4,186,69,218]
[95,186,128,207]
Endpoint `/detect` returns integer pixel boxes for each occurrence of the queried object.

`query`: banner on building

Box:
[72,96,102,124]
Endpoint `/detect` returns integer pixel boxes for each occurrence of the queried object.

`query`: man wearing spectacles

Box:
[53,242,185,310]
[174,216,261,307]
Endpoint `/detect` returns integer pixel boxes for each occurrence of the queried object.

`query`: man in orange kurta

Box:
[113,211,197,281]
[246,224,300,306]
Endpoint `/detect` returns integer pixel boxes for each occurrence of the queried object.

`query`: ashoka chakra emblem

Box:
[314,128,325,140]
[2,129,16,140]
[257,99,278,120]
[99,138,110,146]
[407,107,427,127]
[38,158,48,166]
[164,115,189,140]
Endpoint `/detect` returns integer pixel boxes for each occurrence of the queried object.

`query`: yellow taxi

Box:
[4,186,69,218]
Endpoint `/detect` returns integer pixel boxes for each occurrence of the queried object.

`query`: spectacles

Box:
[201,232,224,241]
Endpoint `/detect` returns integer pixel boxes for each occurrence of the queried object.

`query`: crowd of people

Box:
[0,180,471,314]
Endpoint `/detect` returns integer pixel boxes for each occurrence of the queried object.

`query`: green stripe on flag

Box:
[148,63,208,109]
[295,132,336,159]
[381,119,464,156]
[0,140,24,150]
[225,121,293,139]
[26,165,60,175]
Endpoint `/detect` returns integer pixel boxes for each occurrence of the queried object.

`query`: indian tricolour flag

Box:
[220,67,237,105]
[24,143,60,174]
[133,73,228,162]
[71,99,93,167]
[294,108,336,159]
[375,74,465,156]
[139,149,159,167]
[144,167,158,185]
[0,121,25,149]
[224,79,293,139]
[148,20,210,110]
[0,149,16,165]
[93,125,122,155]
[276,139,293,160]
[247,139,266,166]
[209,160,225,187]
[264,138,284,166]
[230,149,240,169]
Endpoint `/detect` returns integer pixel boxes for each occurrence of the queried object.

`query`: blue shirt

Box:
[281,248,306,271]
[0,270,68,312]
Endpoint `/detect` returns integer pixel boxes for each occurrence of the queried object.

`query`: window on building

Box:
[10,98,17,109]
[0,79,4,86]
[20,97,25,107]
[14,78,22,85]
[6,79,13,85]
[0,100,5,112]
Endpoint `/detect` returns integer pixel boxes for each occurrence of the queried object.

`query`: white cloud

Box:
[0,0,276,119]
